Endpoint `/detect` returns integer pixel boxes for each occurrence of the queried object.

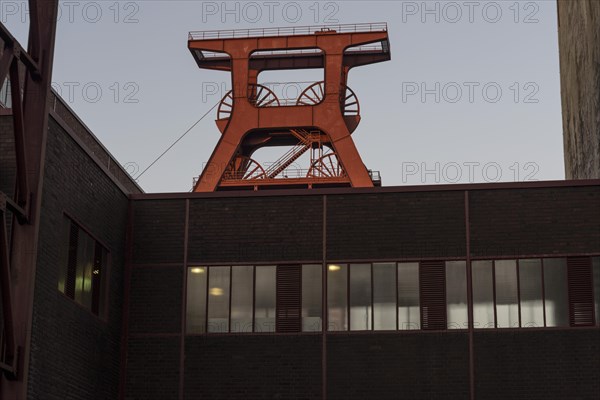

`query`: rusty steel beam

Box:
[0,0,59,398]
[9,59,29,208]
[0,24,40,77]
[0,195,17,379]
[0,45,14,86]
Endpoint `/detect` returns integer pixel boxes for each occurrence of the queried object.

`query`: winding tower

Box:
[188,23,391,192]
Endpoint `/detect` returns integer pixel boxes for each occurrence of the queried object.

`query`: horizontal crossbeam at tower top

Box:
[188,22,390,72]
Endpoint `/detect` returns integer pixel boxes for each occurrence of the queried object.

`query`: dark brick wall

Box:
[187,196,323,263]
[475,329,600,400]
[185,335,322,400]
[27,116,129,399]
[327,332,469,400]
[125,337,180,400]
[327,191,466,260]
[50,94,143,194]
[132,200,186,264]
[470,187,600,256]
[128,266,183,334]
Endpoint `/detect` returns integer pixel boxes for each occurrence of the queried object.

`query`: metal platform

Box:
[188,22,387,41]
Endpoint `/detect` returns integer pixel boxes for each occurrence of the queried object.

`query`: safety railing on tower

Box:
[189,22,388,40]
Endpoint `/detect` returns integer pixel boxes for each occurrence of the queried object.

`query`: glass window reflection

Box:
[302,264,322,332]
[398,263,420,330]
[187,267,207,333]
[446,261,468,329]
[495,260,519,328]
[254,266,276,332]
[207,267,230,333]
[327,264,348,331]
[373,263,396,330]
[543,258,568,327]
[231,266,254,332]
[519,259,544,328]
[350,264,372,331]
[472,261,495,329]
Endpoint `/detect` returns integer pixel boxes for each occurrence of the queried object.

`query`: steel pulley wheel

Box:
[223,155,266,180]
[306,153,346,178]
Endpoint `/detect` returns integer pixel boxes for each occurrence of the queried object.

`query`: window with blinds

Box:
[187,264,322,334]
[185,256,600,335]
[567,257,595,327]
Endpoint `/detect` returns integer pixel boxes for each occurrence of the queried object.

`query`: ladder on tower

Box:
[264,129,317,178]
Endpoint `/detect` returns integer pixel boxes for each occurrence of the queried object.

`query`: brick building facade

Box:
[3,98,600,398]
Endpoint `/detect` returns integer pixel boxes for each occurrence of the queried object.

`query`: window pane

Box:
[519,259,544,327]
[60,218,108,317]
[593,257,600,326]
[92,246,108,317]
[350,264,372,331]
[208,267,230,333]
[254,266,276,332]
[327,264,348,331]
[302,264,322,332]
[373,263,396,330]
[231,266,253,332]
[495,260,519,328]
[398,262,419,330]
[187,267,207,333]
[75,231,95,309]
[543,258,568,327]
[472,261,495,329]
[446,261,468,329]
[58,217,71,294]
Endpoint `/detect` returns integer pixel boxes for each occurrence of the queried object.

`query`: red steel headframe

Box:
[188,23,391,192]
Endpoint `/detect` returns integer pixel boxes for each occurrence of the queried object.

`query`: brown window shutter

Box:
[420,260,446,330]
[567,257,595,327]
[276,265,301,333]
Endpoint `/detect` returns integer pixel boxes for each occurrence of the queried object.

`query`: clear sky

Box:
[2,0,563,193]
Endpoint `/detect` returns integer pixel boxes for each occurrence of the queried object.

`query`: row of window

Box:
[187,264,322,333]
[186,257,600,334]
[473,259,568,328]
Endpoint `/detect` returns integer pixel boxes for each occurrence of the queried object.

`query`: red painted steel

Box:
[188,23,391,191]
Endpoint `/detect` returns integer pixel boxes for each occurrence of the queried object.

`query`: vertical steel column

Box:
[321,194,327,400]
[465,191,475,400]
[179,199,190,399]
[118,201,135,399]
[0,1,59,398]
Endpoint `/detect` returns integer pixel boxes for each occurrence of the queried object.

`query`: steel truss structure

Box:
[188,23,391,192]
[0,1,59,397]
